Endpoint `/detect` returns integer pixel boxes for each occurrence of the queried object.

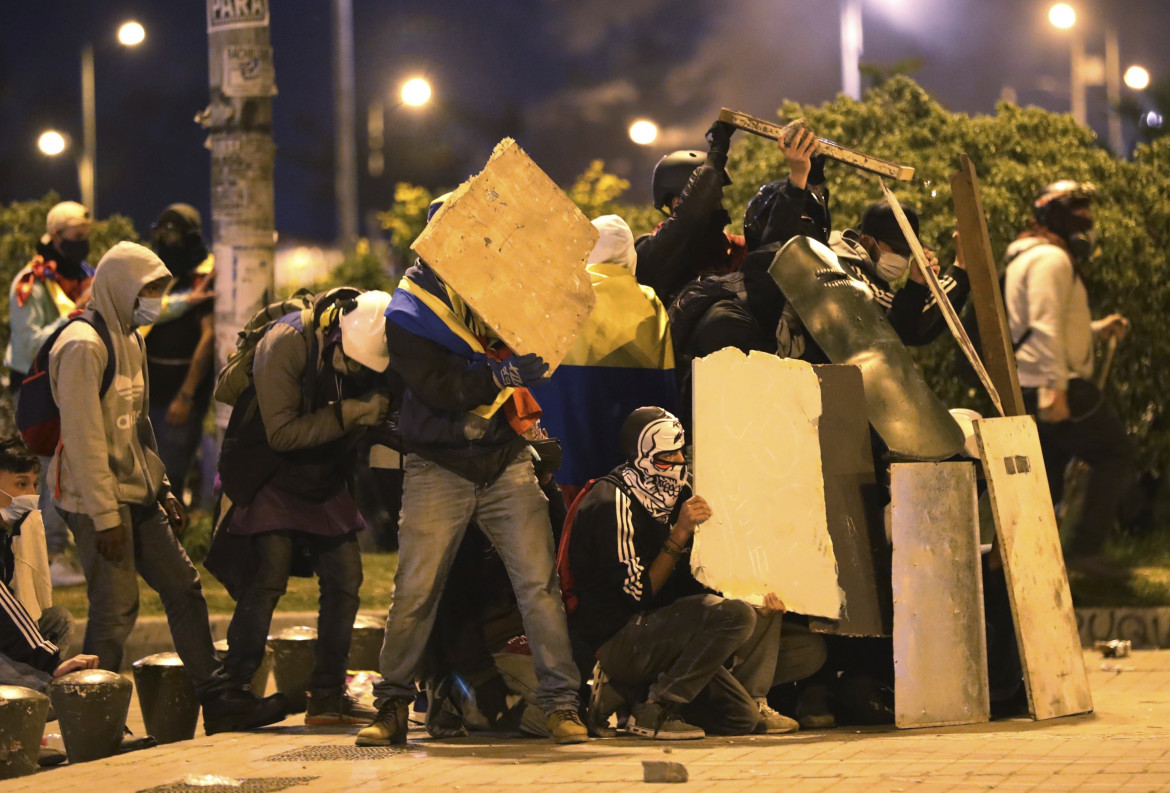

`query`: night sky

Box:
[3,0,1168,244]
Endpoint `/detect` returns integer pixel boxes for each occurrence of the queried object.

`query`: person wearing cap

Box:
[826,200,969,348]
[143,204,216,505]
[212,289,392,727]
[1004,181,1132,576]
[6,201,95,587]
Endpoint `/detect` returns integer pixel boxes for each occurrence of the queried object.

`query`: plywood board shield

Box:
[811,364,890,636]
[975,416,1093,720]
[691,349,842,619]
[890,462,989,729]
[410,138,598,373]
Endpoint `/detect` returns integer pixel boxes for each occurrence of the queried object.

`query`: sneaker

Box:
[203,687,289,735]
[585,663,624,738]
[305,690,378,726]
[356,698,411,746]
[423,678,468,738]
[754,698,799,734]
[546,709,589,744]
[48,554,85,587]
[627,700,705,740]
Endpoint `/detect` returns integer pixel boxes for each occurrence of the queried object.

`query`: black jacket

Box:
[566,473,707,657]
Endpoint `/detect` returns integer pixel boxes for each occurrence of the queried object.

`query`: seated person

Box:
[563,407,824,739]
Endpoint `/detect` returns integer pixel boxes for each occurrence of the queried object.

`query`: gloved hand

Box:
[488,353,549,389]
[705,120,736,156]
[808,153,827,186]
[342,392,391,428]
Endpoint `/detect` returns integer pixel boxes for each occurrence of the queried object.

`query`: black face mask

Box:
[53,239,90,277]
[154,241,208,278]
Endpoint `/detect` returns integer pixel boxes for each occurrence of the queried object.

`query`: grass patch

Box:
[53,551,398,618]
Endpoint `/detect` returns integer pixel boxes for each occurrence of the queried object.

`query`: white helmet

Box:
[340,290,392,372]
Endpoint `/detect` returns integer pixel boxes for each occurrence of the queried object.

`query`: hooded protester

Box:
[562,407,821,740]
[144,203,216,504]
[6,201,94,586]
[532,215,677,499]
[49,241,284,734]
[213,288,392,728]
[1004,181,1132,576]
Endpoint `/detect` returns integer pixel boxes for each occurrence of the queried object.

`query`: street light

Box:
[628,119,659,145]
[400,77,432,108]
[38,130,68,157]
[1124,65,1150,91]
[80,20,145,215]
[117,21,146,47]
[1049,3,1076,30]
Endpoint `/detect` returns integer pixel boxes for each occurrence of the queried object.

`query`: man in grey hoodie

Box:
[49,241,285,733]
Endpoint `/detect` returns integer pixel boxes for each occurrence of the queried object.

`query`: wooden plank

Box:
[410,138,598,373]
[975,416,1093,720]
[811,364,890,637]
[890,462,989,729]
[719,108,915,181]
[950,154,1026,416]
[691,348,842,619]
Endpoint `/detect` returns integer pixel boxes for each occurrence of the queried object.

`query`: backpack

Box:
[213,289,316,406]
[666,271,749,373]
[555,478,599,616]
[16,310,116,457]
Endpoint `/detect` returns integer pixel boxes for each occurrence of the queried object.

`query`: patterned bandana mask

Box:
[621,413,687,522]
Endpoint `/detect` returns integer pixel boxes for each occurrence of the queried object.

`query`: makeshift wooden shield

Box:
[810,364,890,637]
[411,138,598,373]
[890,461,989,728]
[975,416,1093,720]
[691,349,841,619]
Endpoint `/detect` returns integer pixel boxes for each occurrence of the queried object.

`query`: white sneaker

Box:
[49,555,85,587]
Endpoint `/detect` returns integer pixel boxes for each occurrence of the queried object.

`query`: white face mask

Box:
[0,488,39,524]
[876,251,910,283]
[133,296,164,327]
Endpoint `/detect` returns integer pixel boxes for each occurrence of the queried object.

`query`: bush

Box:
[715,76,1170,477]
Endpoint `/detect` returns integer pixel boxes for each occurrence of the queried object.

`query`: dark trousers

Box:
[219,531,362,694]
[598,594,759,735]
[1023,379,1135,556]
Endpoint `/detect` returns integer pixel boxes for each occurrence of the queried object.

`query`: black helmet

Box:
[652,150,731,212]
[151,203,202,242]
[1033,180,1095,232]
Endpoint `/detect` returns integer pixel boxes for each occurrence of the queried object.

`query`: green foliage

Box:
[0,192,138,365]
[721,76,1170,474]
[566,160,661,235]
[310,238,398,293]
[377,182,437,265]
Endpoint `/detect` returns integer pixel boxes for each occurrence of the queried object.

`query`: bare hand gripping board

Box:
[974,416,1093,720]
[691,349,842,619]
[890,461,989,729]
[719,108,915,181]
[411,138,599,374]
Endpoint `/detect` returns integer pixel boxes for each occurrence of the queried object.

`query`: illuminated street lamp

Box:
[1049,3,1076,29]
[38,130,68,157]
[117,21,146,47]
[1124,65,1150,91]
[81,20,146,215]
[400,77,432,108]
[628,119,659,145]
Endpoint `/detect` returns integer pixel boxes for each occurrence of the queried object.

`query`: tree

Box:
[717,76,1170,475]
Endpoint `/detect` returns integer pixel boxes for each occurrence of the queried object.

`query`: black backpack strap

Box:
[84,310,118,398]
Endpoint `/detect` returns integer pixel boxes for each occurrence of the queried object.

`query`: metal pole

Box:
[203,2,277,436]
[1105,25,1124,155]
[80,43,96,213]
[840,0,863,100]
[333,0,359,247]
[1070,30,1087,126]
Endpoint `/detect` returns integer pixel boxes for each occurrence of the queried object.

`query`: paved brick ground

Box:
[13,649,1170,792]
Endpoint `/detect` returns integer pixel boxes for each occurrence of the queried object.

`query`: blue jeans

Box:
[373,453,580,713]
[149,403,205,504]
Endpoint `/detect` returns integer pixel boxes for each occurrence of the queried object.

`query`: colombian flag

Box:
[532,261,677,487]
